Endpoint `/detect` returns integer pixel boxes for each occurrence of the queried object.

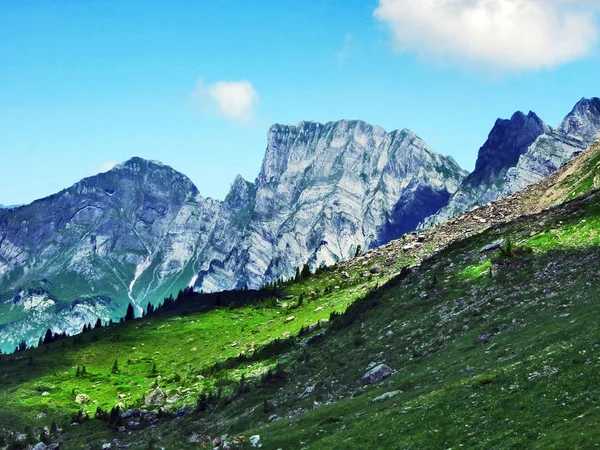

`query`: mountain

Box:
[194,120,466,292]
[421,97,600,228]
[502,97,600,194]
[0,121,466,352]
[0,158,220,352]
[420,111,549,226]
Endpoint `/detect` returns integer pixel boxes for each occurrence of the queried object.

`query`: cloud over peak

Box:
[374,0,599,72]
[191,79,259,122]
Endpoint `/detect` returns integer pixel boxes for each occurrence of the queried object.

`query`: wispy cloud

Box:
[374,0,600,73]
[191,79,259,122]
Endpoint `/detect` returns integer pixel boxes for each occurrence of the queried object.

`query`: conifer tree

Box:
[124,303,135,321]
[111,359,119,374]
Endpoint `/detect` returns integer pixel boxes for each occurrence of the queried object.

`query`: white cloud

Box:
[191,79,259,122]
[374,0,599,72]
[97,161,117,173]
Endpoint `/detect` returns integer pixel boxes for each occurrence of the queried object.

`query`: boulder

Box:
[298,384,315,399]
[250,435,261,447]
[362,364,393,384]
[372,390,402,402]
[145,387,165,406]
[75,393,90,404]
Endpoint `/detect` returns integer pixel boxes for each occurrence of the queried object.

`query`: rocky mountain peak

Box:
[472,110,549,175]
[225,175,255,208]
[557,97,600,142]
[418,109,550,229]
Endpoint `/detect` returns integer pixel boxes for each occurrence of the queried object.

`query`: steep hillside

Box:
[0,139,599,449]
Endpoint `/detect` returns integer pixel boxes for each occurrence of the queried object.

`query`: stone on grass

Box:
[145,387,165,406]
[75,393,90,404]
[372,390,402,403]
[298,384,315,399]
[250,435,261,447]
[362,364,393,384]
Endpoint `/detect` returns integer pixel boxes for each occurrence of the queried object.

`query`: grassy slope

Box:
[1,144,599,449]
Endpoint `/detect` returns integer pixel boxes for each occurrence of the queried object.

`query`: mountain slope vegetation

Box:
[0,141,598,449]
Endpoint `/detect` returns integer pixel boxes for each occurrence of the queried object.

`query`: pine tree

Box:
[300,263,311,279]
[197,393,208,412]
[124,303,135,321]
[354,244,362,258]
[94,318,102,329]
[111,359,119,374]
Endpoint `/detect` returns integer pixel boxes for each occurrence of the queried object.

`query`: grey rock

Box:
[480,239,505,253]
[250,435,261,447]
[32,443,47,450]
[362,364,393,384]
[298,384,316,399]
[195,120,465,293]
[372,390,402,402]
[144,387,165,406]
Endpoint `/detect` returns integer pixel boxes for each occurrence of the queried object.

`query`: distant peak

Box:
[116,157,165,170]
[571,97,600,112]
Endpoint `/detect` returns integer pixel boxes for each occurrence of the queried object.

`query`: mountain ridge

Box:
[0,119,466,352]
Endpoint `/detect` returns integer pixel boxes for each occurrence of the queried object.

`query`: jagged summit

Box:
[421,97,600,230]
[419,109,549,228]
[557,97,600,140]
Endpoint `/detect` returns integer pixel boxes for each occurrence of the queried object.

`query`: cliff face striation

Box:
[194,120,466,292]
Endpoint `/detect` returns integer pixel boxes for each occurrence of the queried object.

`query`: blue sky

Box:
[1,0,599,205]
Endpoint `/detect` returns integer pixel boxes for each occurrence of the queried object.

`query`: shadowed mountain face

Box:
[0,121,466,352]
[421,97,600,229]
